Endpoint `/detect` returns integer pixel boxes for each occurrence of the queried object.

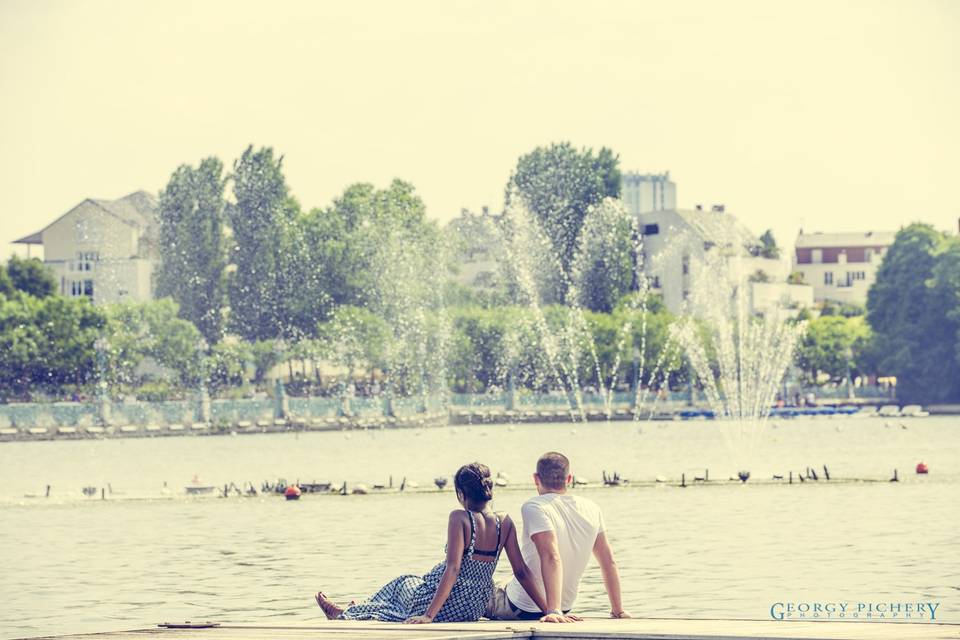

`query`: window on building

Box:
[83,280,94,297]
[75,251,99,272]
[824,272,833,285]
[651,276,661,289]
[681,254,689,276]
[865,248,873,262]
[70,281,82,296]
[812,249,822,264]
[642,224,659,235]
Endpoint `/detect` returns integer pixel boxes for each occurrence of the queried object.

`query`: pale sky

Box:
[2,0,958,258]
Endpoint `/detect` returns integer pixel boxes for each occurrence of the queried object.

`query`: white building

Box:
[13,191,159,304]
[793,231,896,305]
[621,171,676,215]
[621,172,811,315]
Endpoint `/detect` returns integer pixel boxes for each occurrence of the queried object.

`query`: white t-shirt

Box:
[505,492,605,612]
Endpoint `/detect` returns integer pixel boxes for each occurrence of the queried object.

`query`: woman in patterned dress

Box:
[315,462,548,624]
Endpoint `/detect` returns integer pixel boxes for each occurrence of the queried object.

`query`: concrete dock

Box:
[27,618,960,640]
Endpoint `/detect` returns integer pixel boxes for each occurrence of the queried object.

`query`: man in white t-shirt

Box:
[485,451,630,623]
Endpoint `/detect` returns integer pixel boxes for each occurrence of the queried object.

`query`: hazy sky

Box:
[2,0,958,257]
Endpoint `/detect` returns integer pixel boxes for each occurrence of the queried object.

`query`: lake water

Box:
[1,417,958,638]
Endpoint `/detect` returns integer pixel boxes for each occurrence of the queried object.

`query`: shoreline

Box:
[1,400,944,444]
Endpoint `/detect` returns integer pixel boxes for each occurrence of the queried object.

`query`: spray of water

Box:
[493,193,670,421]
[671,248,805,473]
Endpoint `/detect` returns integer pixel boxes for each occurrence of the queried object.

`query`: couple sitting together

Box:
[315,452,630,624]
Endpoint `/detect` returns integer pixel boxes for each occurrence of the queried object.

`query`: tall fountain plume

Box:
[491,192,674,421]
[670,243,805,473]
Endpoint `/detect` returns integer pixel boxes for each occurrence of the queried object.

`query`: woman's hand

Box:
[404,614,434,624]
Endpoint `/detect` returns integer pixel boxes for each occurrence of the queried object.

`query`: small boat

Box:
[878,404,901,417]
[351,484,369,495]
[901,405,930,418]
[185,485,216,495]
[298,482,332,493]
[284,485,302,500]
[187,474,215,495]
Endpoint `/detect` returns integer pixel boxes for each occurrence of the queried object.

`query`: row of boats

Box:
[184,472,516,499]
[677,404,929,420]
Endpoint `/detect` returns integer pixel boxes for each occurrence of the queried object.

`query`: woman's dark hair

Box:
[455,462,494,503]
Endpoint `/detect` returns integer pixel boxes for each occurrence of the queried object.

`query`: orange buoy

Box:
[916,462,929,475]
[284,485,302,500]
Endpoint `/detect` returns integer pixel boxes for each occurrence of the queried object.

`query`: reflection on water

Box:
[1,418,958,638]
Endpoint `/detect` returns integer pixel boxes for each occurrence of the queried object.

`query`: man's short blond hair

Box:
[536,451,570,489]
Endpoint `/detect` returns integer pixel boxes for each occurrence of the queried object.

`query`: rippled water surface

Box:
[2,417,958,638]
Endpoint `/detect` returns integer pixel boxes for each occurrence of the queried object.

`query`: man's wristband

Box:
[546,609,563,616]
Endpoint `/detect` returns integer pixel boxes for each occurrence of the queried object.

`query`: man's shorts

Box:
[485,582,543,621]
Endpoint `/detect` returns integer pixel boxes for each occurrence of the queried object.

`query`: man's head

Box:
[534,451,571,494]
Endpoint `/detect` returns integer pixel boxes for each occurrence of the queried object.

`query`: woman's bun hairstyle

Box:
[455,462,494,503]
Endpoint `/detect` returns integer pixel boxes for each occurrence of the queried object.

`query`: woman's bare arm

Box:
[405,511,465,623]
[502,515,548,613]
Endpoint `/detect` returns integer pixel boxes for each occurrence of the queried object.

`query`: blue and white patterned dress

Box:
[339,510,502,622]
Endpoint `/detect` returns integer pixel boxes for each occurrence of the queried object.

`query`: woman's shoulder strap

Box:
[465,509,476,556]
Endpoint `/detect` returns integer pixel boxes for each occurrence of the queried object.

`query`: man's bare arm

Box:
[592,532,630,618]
[530,531,577,623]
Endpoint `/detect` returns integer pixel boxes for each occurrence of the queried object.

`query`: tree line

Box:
[1,142,959,404]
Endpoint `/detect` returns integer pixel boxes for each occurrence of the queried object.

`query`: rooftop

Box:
[13,190,158,244]
[622,171,672,183]
[796,231,896,249]
[670,208,757,246]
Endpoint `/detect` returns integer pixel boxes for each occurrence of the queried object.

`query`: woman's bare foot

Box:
[315,591,344,620]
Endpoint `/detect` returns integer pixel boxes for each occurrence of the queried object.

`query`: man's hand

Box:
[539,611,580,623]
[403,615,434,624]
[611,610,632,619]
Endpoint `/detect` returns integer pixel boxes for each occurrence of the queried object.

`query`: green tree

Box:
[250,339,281,384]
[866,223,960,403]
[0,265,13,297]
[758,229,780,259]
[931,236,960,372]
[797,315,872,381]
[819,301,865,317]
[5,255,57,298]
[102,299,204,387]
[208,340,253,391]
[571,198,637,312]
[317,305,390,381]
[281,199,332,339]
[0,295,105,396]
[302,179,438,311]
[506,142,621,292]
[227,146,307,341]
[156,157,228,344]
